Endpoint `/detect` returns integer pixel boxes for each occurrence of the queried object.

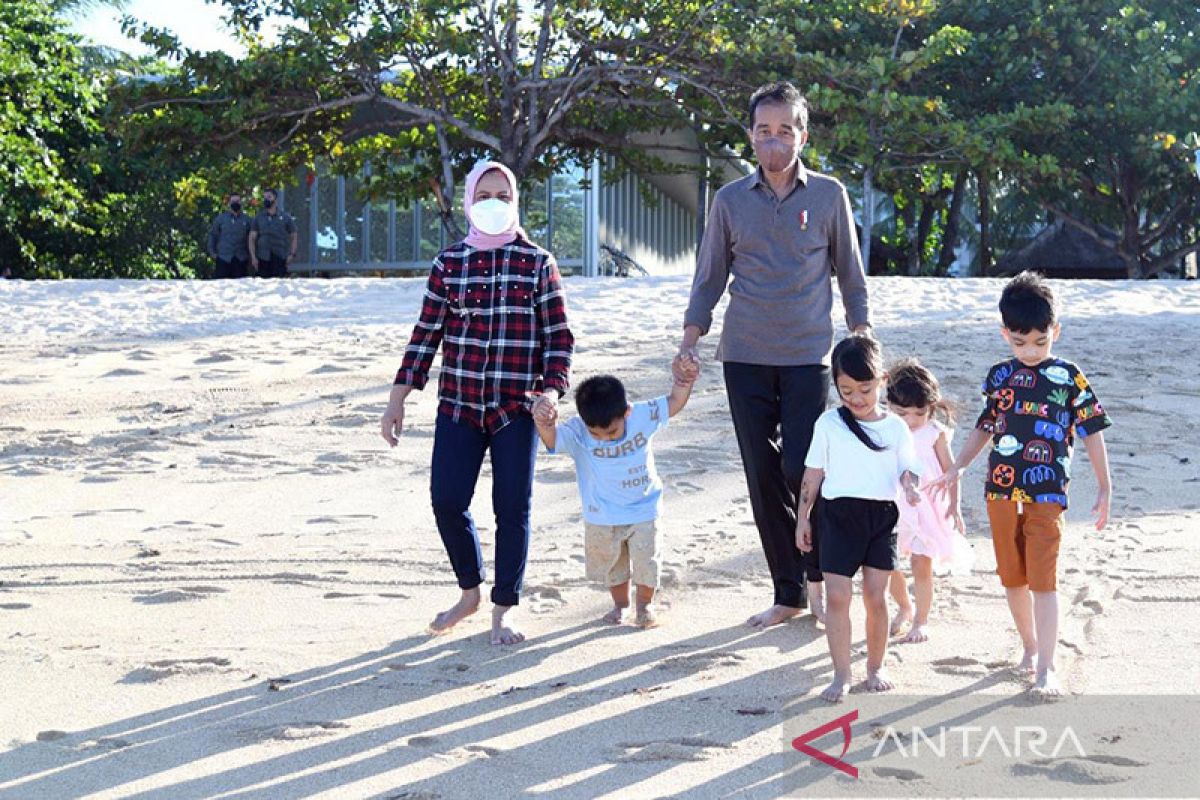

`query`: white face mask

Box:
[470,198,515,235]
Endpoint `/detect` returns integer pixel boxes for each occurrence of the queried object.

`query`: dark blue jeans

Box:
[430,413,538,607]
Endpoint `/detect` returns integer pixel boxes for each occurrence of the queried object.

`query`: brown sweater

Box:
[684,164,871,366]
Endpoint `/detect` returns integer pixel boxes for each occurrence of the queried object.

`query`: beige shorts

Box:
[584,520,660,588]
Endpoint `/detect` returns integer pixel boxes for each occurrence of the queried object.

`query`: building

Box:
[280,140,747,277]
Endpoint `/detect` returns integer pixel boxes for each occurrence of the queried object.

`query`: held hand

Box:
[380,401,405,447]
[531,391,559,426]
[904,484,922,507]
[672,347,700,383]
[1092,487,1111,531]
[795,518,812,553]
[927,466,960,500]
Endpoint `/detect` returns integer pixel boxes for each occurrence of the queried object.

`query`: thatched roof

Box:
[994,219,1128,279]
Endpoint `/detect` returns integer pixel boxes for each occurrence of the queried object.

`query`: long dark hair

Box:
[886,358,955,425]
[831,334,886,452]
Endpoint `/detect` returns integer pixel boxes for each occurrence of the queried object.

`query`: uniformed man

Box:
[249,188,298,278]
[206,193,251,279]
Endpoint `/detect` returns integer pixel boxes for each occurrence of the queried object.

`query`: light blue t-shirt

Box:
[549,395,669,525]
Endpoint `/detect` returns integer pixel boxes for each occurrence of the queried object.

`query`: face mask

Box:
[752,137,796,173]
[230,202,242,213]
[470,198,515,235]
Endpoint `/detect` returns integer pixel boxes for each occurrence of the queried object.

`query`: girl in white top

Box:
[886,359,975,645]
[796,334,921,703]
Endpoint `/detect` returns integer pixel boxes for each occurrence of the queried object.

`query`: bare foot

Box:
[820,673,850,703]
[809,584,826,625]
[490,605,525,646]
[900,623,929,643]
[602,605,627,625]
[1031,668,1064,696]
[1015,648,1037,675]
[429,588,481,633]
[861,669,895,693]
[746,604,801,629]
[635,604,659,629]
[890,607,913,637]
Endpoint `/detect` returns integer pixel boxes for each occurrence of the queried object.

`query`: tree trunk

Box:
[861,166,875,274]
[1121,207,1143,278]
[937,168,968,275]
[909,195,937,276]
[899,198,916,275]
[977,169,993,276]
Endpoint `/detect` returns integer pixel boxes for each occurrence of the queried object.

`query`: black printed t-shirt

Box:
[975,357,1112,508]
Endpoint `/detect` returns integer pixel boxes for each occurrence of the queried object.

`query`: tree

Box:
[729,0,1072,275]
[0,0,104,274]
[118,0,744,238]
[1014,0,1200,277]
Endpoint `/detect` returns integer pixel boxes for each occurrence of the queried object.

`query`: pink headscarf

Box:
[462,161,526,250]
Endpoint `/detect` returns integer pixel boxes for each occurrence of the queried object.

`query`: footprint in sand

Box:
[310,364,353,375]
[872,767,925,781]
[930,656,988,677]
[102,368,145,378]
[1011,755,1146,784]
[133,586,227,604]
[194,353,236,365]
[526,585,566,614]
[121,656,233,683]
[656,651,747,674]
[1,603,32,610]
[240,721,350,743]
[612,737,731,762]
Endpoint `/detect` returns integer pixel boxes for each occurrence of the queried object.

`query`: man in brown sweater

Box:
[676,81,872,629]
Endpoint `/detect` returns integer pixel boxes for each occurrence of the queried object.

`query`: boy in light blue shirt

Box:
[535,372,695,627]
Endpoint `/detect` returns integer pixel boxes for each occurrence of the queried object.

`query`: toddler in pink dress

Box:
[886,359,974,643]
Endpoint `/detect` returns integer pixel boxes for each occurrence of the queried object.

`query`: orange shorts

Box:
[986,499,1064,592]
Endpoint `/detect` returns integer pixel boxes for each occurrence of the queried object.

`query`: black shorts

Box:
[818,497,899,577]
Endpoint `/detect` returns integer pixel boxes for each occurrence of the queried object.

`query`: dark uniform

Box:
[207,210,251,279]
[251,210,297,278]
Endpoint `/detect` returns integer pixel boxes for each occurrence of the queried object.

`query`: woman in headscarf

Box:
[381,161,574,645]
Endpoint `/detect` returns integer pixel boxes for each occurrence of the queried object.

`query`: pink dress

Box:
[896,421,975,576]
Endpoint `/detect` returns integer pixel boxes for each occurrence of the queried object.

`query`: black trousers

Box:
[258,254,289,278]
[724,362,829,608]
[214,257,249,279]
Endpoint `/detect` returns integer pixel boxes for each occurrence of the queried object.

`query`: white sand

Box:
[2,276,1198,798]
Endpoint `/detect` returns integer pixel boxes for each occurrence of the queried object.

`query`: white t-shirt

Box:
[804,408,922,501]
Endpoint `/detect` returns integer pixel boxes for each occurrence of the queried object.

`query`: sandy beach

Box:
[2,276,1199,798]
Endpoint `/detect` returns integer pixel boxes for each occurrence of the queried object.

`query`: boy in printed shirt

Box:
[535,372,695,627]
[936,271,1112,696]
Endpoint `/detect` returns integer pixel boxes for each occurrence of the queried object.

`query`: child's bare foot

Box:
[1031,668,1064,696]
[429,588,481,633]
[746,604,801,629]
[900,623,929,643]
[490,605,525,646]
[602,605,628,625]
[1016,648,1038,675]
[809,585,826,625]
[889,607,913,637]
[861,668,895,693]
[820,673,850,703]
[635,604,659,628]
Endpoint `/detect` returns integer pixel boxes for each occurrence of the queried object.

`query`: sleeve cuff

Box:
[394,369,427,389]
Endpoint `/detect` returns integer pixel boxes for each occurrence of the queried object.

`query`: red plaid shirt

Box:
[395,236,574,432]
